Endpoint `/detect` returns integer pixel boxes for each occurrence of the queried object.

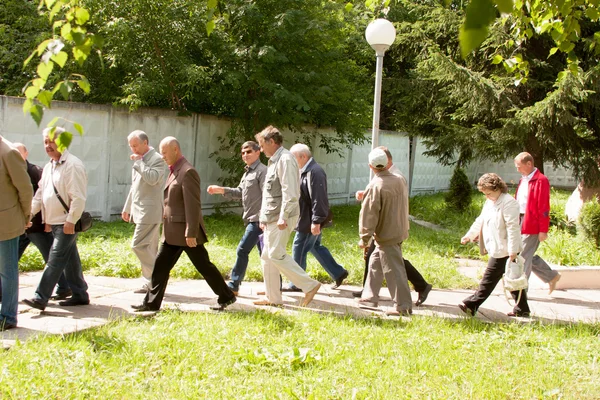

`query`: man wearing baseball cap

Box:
[357,148,412,316]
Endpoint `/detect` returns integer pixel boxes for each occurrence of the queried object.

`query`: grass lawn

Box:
[2,311,599,399]
[9,190,600,399]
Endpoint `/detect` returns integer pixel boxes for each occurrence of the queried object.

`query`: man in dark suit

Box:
[132,136,236,312]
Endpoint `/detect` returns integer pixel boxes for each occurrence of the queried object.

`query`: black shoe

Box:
[281,286,302,292]
[352,290,363,298]
[458,303,475,316]
[131,303,159,312]
[507,311,531,318]
[415,283,432,306]
[0,319,16,331]
[210,296,237,311]
[50,289,73,300]
[332,270,349,289]
[23,298,46,311]
[58,298,90,307]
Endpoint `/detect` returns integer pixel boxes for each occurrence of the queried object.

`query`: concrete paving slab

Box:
[2,271,599,348]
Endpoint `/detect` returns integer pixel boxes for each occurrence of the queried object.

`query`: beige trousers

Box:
[261,215,319,304]
[363,243,412,312]
[131,223,161,285]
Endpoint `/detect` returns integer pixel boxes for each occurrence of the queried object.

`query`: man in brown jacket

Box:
[358,148,412,316]
[132,137,236,312]
[0,135,33,330]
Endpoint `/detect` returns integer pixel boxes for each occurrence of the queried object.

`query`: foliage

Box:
[578,197,600,247]
[444,166,473,211]
[381,1,600,185]
[1,311,600,398]
[460,0,600,84]
[21,0,101,150]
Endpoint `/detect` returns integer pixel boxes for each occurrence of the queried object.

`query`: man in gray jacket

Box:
[122,130,167,293]
[358,148,412,316]
[253,126,321,307]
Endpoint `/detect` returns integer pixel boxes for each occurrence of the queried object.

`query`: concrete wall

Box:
[0,95,577,221]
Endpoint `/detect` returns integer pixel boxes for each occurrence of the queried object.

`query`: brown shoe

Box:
[301,283,321,307]
[548,273,561,295]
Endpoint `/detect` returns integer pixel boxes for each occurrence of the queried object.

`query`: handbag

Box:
[503,255,528,304]
[51,170,93,232]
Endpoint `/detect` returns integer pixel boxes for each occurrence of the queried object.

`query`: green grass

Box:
[18,189,600,290]
[2,311,599,399]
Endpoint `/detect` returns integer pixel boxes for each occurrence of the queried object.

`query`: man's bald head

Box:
[12,142,28,161]
[159,136,182,166]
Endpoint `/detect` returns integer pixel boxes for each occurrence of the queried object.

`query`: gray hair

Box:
[42,126,66,142]
[127,130,149,144]
[290,143,311,158]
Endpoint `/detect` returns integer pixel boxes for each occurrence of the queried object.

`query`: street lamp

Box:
[365,18,396,156]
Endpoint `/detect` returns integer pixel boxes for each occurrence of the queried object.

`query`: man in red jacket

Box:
[514,152,561,305]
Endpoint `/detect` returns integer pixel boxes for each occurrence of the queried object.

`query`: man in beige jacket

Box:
[0,135,33,330]
[358,148,412,316]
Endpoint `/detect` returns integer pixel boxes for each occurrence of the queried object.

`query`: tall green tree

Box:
[380,0,600,184]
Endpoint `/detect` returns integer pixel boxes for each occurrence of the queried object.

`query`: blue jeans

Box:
[0,237,20,325]
[292,231,347,282]
[33,225,89,305]
[15,232,71,294]
[229,222,263,290]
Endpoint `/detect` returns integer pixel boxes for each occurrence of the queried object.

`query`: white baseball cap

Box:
[368,148,388,169]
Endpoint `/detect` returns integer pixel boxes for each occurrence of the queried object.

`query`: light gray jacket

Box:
[260,146,300,224]
[123,148,167,225]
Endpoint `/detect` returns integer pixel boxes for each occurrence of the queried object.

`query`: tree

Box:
[379,0,600,185]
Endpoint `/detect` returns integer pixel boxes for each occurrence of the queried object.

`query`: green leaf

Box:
[585,7,600,20]
[76,76,91,93]
[47,117,60,128]
[464,0,496,30]
[548,47,559,57]
[92,35,104,49]
[37,90,53,108]
[30,104,44,126]
[345,3,353,12]
[75,7,90,25]
[207,0,218,9]
[459,26,489,58]
[59,80,72,99]
[23,51,36,67]
[493,0,513,14]
[22,98,33,114]
[206,20,216,36]
[44,0,56,9]
[492,54,503,64]
[52,51,68,68]
[73,122,84,136]
[35,39,52,56]
[25,85,41,99]
[55,131,72,153]
[61,22,72,40]
[569,62,579,76]
[37,60,54,81]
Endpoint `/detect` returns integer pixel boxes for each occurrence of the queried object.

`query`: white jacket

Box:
[464,193,522,258]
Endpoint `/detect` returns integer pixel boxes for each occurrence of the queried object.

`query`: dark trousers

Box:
[362,241,428,292]
[17,232,70,294]
[462,256,530,314]
[144,241,235,310]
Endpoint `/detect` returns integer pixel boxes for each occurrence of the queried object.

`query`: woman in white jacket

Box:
[459,173,531,317]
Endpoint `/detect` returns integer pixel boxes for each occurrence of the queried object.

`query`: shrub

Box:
[444,167,472,212]
[578,198,600,247]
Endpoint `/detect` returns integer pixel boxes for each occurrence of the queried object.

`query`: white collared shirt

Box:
[517,168,537,214]
[32,149,87,225]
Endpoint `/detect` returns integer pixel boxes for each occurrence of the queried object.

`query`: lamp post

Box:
[365,18,396,159]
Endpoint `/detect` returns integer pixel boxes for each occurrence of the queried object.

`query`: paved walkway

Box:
[3,265,599,348]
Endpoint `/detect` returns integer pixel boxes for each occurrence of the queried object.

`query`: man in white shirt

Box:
[23,127,90,311]
[122,130,166,293]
